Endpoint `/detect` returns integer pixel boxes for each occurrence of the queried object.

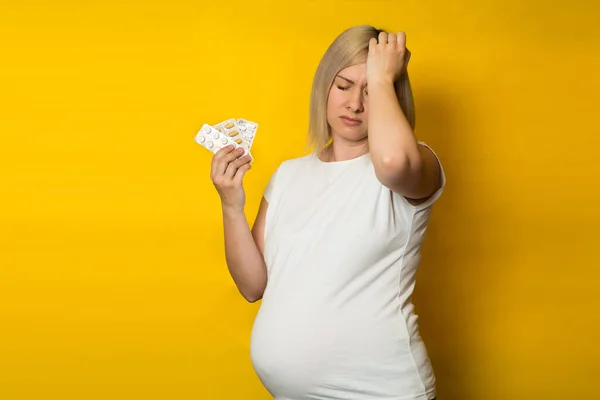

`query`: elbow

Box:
[243,293,263,303]
[379,154,409,171]
[374,154,412,179]
[374,154,424,188]
[241,287,264,303]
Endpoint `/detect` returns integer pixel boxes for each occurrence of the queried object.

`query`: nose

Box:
[346,89,364,114]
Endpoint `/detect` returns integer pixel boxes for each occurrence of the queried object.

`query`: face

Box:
[326,62,369,143]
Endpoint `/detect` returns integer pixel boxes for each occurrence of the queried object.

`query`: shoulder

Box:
[263,154,314,202]
[281,153,314,168]
[272,153,315,177]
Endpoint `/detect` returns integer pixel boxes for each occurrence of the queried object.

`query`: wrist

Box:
[367,77,395,88]
[221,203,245,217]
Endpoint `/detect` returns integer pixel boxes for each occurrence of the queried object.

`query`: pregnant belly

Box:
[249,302,415,399]
[250,305,338,398]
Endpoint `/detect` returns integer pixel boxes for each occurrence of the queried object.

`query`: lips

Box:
[340,116,362,123]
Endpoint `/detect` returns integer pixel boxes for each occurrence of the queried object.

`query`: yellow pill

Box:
[225,122,235,129]
[228,130,239,137]
[234,139,242,144]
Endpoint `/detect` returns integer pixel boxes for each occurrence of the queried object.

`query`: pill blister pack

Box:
[213,118,244,148]
[194,124,236,154]
[194,118,259,157]
[236,118,258,150]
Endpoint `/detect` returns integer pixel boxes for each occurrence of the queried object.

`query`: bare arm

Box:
[221,198,268,303]
[366,32,442,203]
[211,145,267,302]
[251,196,268,256]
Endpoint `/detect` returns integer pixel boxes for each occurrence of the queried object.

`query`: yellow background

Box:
[1,0,599,399]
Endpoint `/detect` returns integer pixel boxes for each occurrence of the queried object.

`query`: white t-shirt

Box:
[250,143,446,400]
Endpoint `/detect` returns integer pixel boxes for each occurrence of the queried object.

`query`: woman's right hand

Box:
[210,145,252,211]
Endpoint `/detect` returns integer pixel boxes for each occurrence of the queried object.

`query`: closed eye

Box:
[336,85,350,91]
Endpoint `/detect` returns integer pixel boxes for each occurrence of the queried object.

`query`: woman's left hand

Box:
[366,31,411,86]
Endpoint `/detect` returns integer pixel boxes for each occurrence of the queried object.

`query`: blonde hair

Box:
[307,25,415,155]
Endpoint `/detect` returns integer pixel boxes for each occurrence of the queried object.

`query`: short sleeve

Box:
[263,165,280,204]
[411,141,446,211]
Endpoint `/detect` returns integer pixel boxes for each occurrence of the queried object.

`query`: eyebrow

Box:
[336,75,354,84]
[336,75,367,88]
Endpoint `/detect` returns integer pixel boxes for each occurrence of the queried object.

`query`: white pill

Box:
[220,137,228,145]
[201,126,211,135]
[212,131,220,139]
[206,142,213,148]
[197,136,206,143]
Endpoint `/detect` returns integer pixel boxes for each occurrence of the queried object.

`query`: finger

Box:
[378,31,387,45]
[215,146,245,176]
[211,145,235,177]
[387,32,396,47]
[369,37,377,52]
[223,161,238,181]
[224,154,251,180]
[214,144,236,159]
[233,163,251,186]
[396,32,406,49]
[220,146,244,163]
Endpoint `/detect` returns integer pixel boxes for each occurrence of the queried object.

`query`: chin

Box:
[333,125,367,141]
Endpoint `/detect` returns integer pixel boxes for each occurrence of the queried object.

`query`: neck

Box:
[321,141,368,162]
